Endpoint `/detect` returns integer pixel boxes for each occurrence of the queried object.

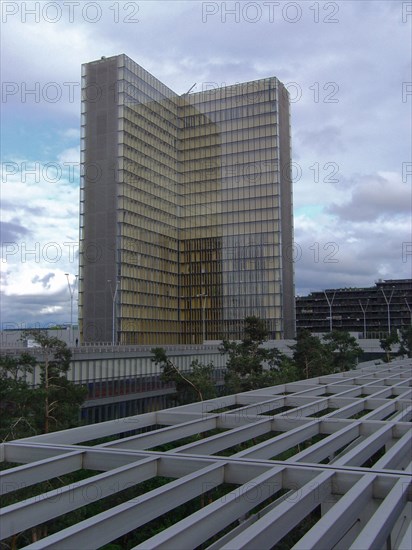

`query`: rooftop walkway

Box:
[1,359,411,549]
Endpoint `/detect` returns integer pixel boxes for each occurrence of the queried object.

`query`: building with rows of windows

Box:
[296,279,412,337]
[79,54,294,345]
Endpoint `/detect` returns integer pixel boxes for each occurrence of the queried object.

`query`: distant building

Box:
[79,54,295,345]
[296,279,412,336]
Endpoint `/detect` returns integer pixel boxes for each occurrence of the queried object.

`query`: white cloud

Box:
[1,149,79,325]
[60,128,81,140]
[57,146,80,165]
[39,305,63,315]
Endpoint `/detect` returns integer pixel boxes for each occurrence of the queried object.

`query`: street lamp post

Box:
[359,298,369,338]
[108,279,120,346]
[404,298,412,326]
[324,291,336,332]
[65,273,78,346]
[381,287,395,334]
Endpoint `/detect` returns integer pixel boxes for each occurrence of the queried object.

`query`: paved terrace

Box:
[1,359,411,549]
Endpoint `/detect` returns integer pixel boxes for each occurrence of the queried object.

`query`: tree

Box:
[0,333,88,546]
[21,330,87,433]
[151,347,216,404]
[379,330,399,363]
[220,316,294,392]
[398,326,412,358]
[0,330,87,439]
[0,353,38,441]
[291,330,334,379]
[322,330,363,371]
[2,334,87,541]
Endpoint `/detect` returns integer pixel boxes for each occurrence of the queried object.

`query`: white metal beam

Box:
[291,474,375,549]
[348,478,411,549]
[233,420,319,460]
[101,416,217,450]
[290,423,360,464]
[22,462,225,549]
[0,451,83,494]
[333,424,393,467]
[131,466,284,550]
[174,418,271,455]
[218,470,335,549]
[0,456,158,539]
[0,361,410,550]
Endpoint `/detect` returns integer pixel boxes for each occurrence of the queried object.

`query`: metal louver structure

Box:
[1,359,411,549]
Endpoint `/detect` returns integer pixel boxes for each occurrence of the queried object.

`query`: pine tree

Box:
[220,316,294,392]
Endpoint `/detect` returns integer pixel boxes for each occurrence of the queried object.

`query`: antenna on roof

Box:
[184,83,196,95]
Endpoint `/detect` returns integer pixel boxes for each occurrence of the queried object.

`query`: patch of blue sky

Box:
[2,110,78,159]
[294,205,324,218]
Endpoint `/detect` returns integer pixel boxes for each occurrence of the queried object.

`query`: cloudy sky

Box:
[1,0,411,328]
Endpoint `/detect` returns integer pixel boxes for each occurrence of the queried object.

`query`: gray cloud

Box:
[296,126,345,155]
[31,272,55,289]
[1,220,31,241]
[1,200,46,216]
[294,218,411,296]
[327,175,411,221]
[0,284,73,328]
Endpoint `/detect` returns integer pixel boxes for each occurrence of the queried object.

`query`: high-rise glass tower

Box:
[79,54,295,345]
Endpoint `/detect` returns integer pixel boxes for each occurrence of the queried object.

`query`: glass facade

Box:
[79,55,295,345]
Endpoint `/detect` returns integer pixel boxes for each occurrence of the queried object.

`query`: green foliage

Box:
[322,330,363,371]
[0,354,38,440]
[220,316,295,392]
[186,359,218,400]
[270,356,300,384]
[22,329,71,376]
[151,347,216,404]
[36,377,87,432]
[242,315,271,344]
[23,330,86,433]
[381,326,412,362]
[0,331,86,440]
[379,330,399,362]
[398,326,412,358]
[292,330,368,378]
[291,330,334,379]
